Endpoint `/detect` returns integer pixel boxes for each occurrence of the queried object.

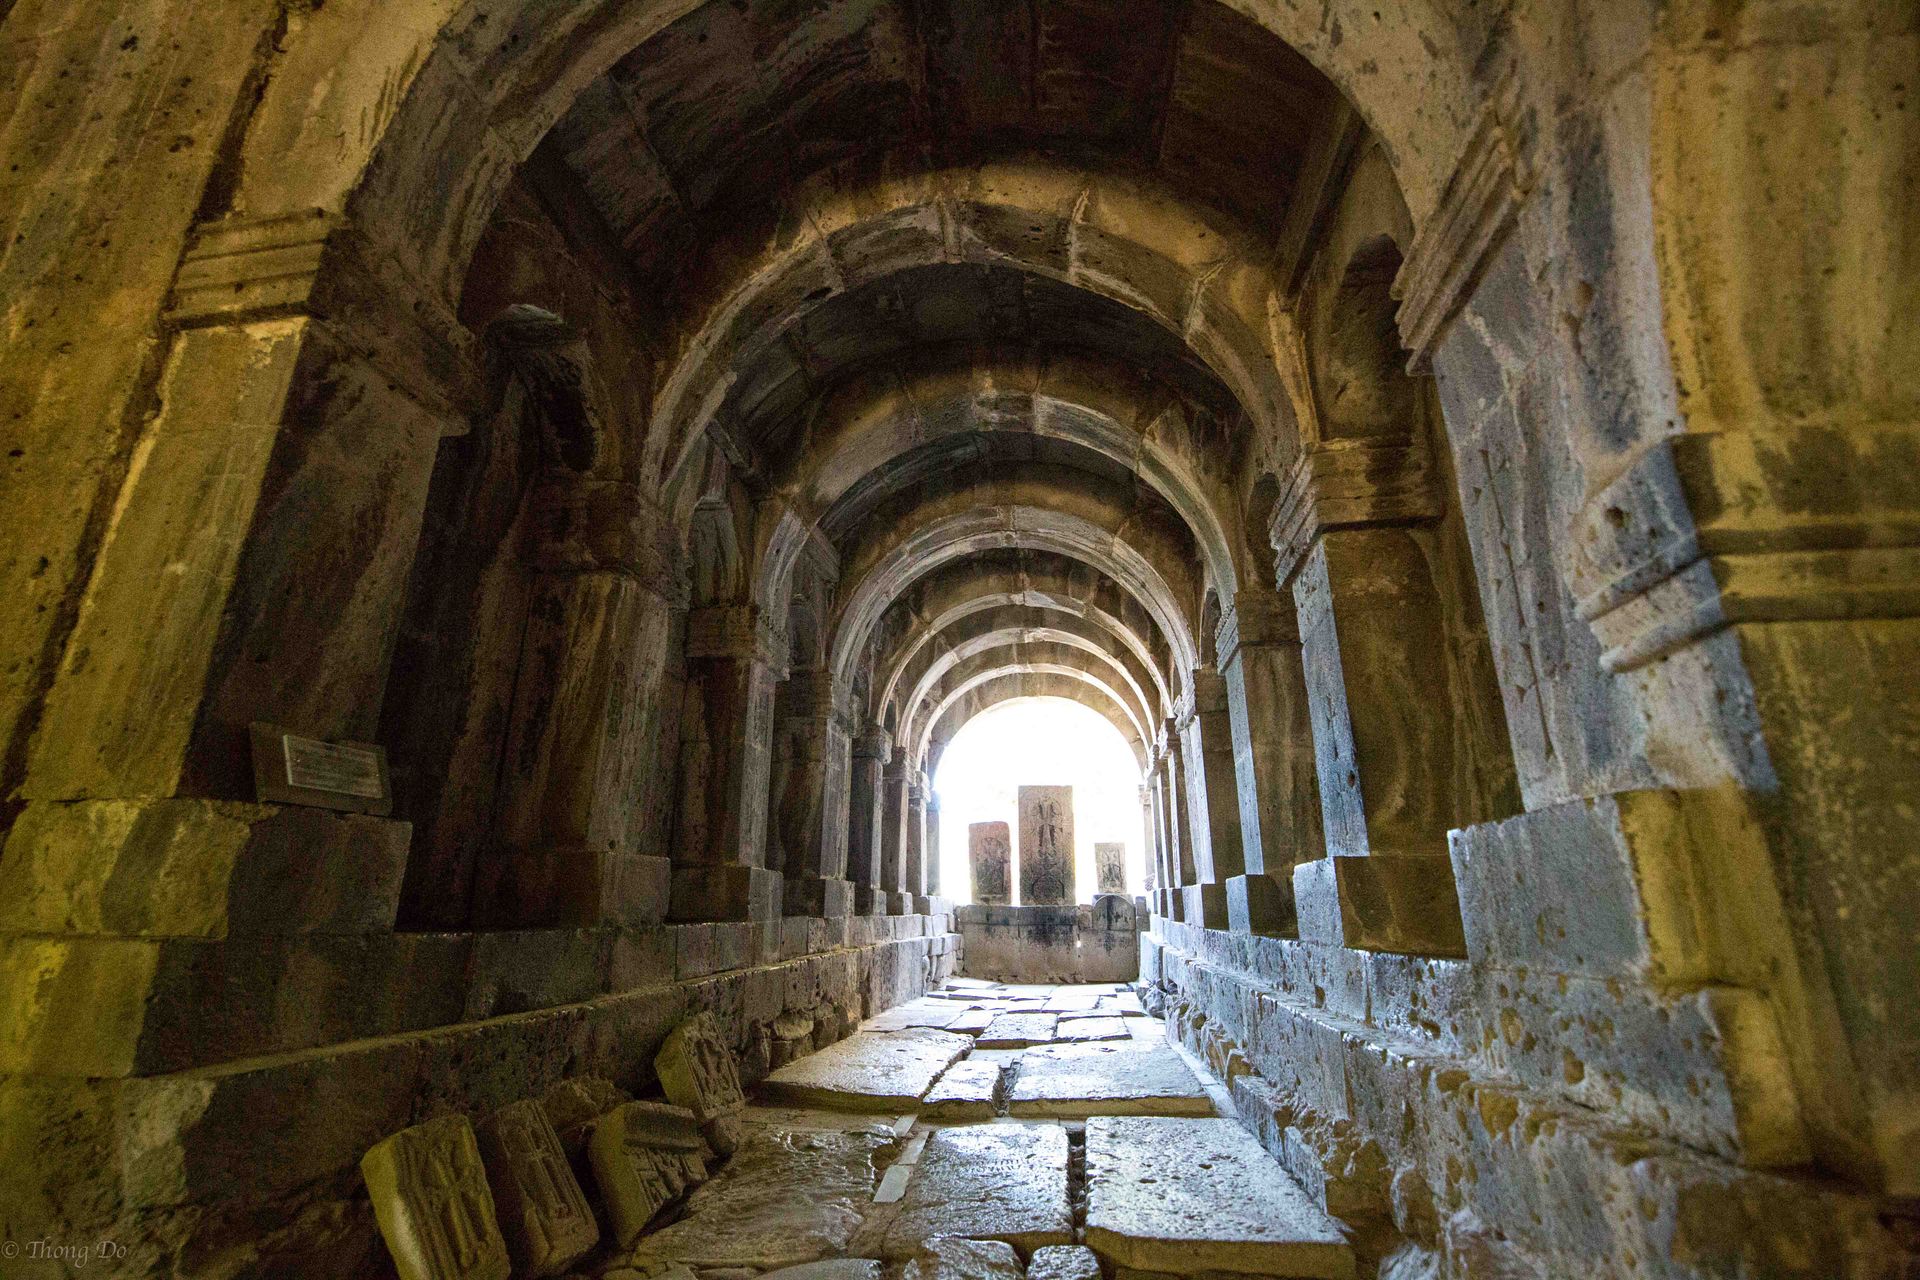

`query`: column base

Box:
[1292,855,1466,957]
[912,895,952,915]
[1226,872,1297,936]
[783,876,854,918]
[853,886,892,915]
[669,865,783,923]
[883,891,914,915]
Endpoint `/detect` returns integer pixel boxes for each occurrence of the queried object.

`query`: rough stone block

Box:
[1292,856,1466,957]
[670,865,782,923]
[1226,872,1297,936]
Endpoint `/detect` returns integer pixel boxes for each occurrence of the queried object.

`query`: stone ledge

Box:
[1146,932,1900,1279]
[1145,922,1807,1167]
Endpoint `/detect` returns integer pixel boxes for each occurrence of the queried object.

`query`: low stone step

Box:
[1085,1117,1354,1279]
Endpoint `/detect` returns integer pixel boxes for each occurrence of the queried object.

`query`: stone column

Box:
[1147,751,1176,917]
[1216,588,1323,935]
[1160,719,1197,899]
[1139,785,1159,894]
[673,605,785,925]
[847,727,891,914]
[916,788,945,911]
[903,772,929,909]
[478,476,678,926]
[1180,668,1242,928]
[877,759,912,914]
[1274,437,1467,957]
[774,672,855,918]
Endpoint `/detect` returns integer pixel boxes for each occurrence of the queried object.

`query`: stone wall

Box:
[0,887,956,1277]
[957,897,1143,984]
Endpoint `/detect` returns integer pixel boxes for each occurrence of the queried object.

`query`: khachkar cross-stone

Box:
[1094,842,1127,895]
[1018,785,1073,905]
[969,820,1012,905]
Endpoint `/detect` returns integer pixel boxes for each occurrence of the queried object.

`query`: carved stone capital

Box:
[1215,589,1299,666]
[1190,666,1230,716]
[1575,425,1920,670]
[1270,436,1442,585]
[1392,69,1534,370]
[525,476,680,598]
[853,727,893,764]
[686,605,781,664]
[168,211,481,419]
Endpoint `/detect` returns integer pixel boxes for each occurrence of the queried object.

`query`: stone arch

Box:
[918,666,1151,779]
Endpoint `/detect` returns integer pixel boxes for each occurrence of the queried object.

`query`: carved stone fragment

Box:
[361,1115,511,1280]
[656,1010,748,1155]
[588,1101,713,1247]
[474,1099,598,1276]
[969,821,1013,905]
[1018,786,1074,906]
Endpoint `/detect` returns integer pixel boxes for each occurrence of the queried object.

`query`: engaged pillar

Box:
[847,727,890,914]
[1216,589,1323,935]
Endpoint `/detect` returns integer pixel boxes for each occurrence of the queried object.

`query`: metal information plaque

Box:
[250,722,393,815]
[284,735,385,798]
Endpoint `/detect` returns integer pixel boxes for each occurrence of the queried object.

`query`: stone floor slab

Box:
[1056,1016,1131,1042]
[1029,1244,1104,1280]
[1008,1042,1212,1118]
[922,1059,1002,1120]
[945,1008,995,1035]
[975,1011,1059,1048]
[760,1030,971,1111]
[857,1122,1073,1258]
[1084,1117,1353,1279]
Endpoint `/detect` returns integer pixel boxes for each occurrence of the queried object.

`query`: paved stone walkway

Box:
[597,982,1354,1279]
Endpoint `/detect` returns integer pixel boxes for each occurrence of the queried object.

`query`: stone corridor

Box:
[575,981,1356,1280]
[2,1,1917,1277]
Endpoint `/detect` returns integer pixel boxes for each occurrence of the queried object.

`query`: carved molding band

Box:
[1575,425,1920,671]
[1215,589,1300,667]
[525,477,682,599]
[1392,71,1533,370]
[687,604,783,665]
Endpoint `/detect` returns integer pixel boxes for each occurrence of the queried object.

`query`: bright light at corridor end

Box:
[933,697,1147,906]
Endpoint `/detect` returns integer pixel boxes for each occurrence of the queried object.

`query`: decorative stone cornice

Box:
[168,211,481,418]
[1215,589,1299,667]
[524,476,682,600]
[1269,435,1442,585]
[1575,425,1920,670]
[686,604,782,665]
[1392,70,1534,370]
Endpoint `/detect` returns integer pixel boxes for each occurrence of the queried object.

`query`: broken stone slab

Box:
[656,1011,748,1156]
[922,1059,1003,1120]
[627,1125,895,1271]
[1085,1116,1354,1279]
[975,1012,1059,1048]
[588,1101,711,1247]
[944,1008,996,1034]
[1056,1016,1131,1042]
[759,1029,971,1111]
[1009,1043,1212,1118]
[903,1237,1026,1280]
[474,1099,599,1277]
[858,1122,1073,1258]
[361,1114,511,1280]
[1030,1244,1104,1280]
[741,1106,901,1138]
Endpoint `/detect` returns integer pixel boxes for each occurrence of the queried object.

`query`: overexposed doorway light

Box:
[933,697,1146,905]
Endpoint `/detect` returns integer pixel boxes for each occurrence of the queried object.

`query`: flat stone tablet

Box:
[1008,1043,1212,1118]
[922,1059,1002,1119]
[589,1102,710,1246]
[975,1012,1059,1048]
[862,1123,1073,1257]
[760,1029,971,1110]
[361,1115,511,1280]
[1085,1117,1354,1279]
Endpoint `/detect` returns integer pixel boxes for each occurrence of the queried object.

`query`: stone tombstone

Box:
[1094,842,1127,895]
[655,1010,747,1155]
[474,1099,598,1277]
[969,820,1013,905]
[588,1101,711,1247]
[1018,785,1074,905]
[361,1115,511,1280]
